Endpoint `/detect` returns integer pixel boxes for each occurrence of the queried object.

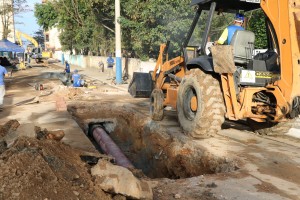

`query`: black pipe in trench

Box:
[90,125,134,169]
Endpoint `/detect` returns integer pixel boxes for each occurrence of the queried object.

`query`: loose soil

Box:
[0,136,111,200]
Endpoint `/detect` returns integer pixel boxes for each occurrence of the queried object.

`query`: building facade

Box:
[42,0,62,52]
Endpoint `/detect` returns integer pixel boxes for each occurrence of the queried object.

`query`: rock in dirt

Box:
[73,191,79,196]
[112,194,127,200]
[206,182,218,188]
[68,88,84,99]
[35,127,65,141]
[0,120,20,138]
[1,120,24,147]
[15,123,36,138]
[0,140,7,154]
[0,121,65,148]
[91,160,153,199]
[46,130,65,141]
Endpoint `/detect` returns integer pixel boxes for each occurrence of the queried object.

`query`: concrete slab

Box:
[286,128,300,139]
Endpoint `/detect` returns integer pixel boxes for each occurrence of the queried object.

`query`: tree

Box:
[34,2,58,31]
[54,0,97,54]
[36,0,268,59]
[121,0,194,60]
[35,0,115,55]
[0,0,29,39]
[33,29,44,48]
[247,9,268,49]
[34,0,196,58]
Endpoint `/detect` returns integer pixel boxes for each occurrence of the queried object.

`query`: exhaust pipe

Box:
[168,74,182,82]
[90,125,134,169]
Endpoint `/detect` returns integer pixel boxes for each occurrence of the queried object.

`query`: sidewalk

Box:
[52,62,129,92]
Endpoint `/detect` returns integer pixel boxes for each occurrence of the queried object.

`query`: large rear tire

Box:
[177,69,225,138]
[150,89,164,121]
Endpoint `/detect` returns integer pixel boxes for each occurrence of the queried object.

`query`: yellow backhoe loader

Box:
[15,30,52,63]
[129,0,300,138]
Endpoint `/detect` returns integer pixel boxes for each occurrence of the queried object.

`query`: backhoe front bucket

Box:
[128,72,153,98]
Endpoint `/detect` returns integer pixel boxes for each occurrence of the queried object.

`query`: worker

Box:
[106,54,114,79]
[71,69,81,87]
[98,60,104,72]
[28,54,31,64]
[64,61,71,81]
[215,13,245,45]
[0,60,9,111]
[71,69,82,87]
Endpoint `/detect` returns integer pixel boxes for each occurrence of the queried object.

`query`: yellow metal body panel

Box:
[261,0,300,107]
[42,51,52,59]
[152,44,185,109]
[220,0,300,122]
[165,87,178,109]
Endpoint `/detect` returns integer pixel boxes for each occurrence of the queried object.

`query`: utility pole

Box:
[115,0,122,84]
[12,0,16,43]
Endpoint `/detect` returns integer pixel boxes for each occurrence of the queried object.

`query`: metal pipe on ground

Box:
[91,125,134,169]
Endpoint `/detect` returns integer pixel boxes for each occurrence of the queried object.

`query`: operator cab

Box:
[185,0,280,87]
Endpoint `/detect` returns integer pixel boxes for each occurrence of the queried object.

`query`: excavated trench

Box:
[40,72,72,86]
[19,70,237,179]
[68,101,239,179]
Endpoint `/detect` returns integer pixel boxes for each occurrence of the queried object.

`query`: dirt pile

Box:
[67,88,85,100]
[36,80,85,102]
[0,120,20,138]
[0,120,118,200]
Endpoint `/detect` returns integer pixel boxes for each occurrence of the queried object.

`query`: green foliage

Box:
[33,29,45,47]
[34,0,194,58]
[247,9,268,49]
[121,0,194,59]
[210,13,234,42]
[34,1,268,57]
[34,2,58,31]
[189,12,234,46]
[35,0,115,55]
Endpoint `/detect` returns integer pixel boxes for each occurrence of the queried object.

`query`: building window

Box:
[45,34,49,42]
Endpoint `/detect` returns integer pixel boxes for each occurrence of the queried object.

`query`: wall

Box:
[53,51,156,78]
[42,0,61,51]
[45,27,62,51]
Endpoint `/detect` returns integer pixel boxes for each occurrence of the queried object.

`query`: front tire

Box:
[177,69,225,138]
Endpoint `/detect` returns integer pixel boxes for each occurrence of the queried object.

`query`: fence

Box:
[53,51,156,79]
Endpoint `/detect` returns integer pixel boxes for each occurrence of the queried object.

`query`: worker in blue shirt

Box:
[64,61,71,81]
[72,69,81,87]
[216,13,245,45]
[0,60,8,111]
[107,54,114,79]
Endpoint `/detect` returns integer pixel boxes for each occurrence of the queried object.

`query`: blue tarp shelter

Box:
[0,39,24,53]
